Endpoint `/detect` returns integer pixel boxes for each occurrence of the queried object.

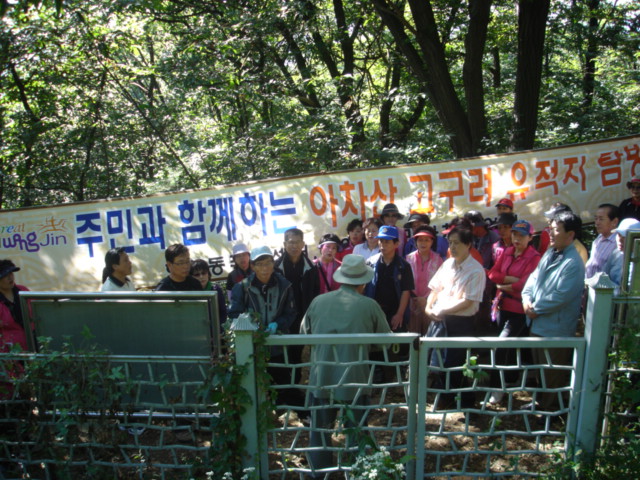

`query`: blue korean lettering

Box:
[178,199,209,245]
[269,191,296,234]
[211,197,237,241]
[137,206,167,249]
[106,209,135,252]
[239,192,267,235]
[76,212,103,257]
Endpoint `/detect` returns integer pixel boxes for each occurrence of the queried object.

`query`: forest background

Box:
[1,0,638,210]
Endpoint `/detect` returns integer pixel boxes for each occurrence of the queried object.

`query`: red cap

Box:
[495,198,514,209]
[627,177,640,188]
[413,230,435,240]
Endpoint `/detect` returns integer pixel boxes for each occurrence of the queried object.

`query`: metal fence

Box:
[259,333,418,479]
[0,270,634,480]
[254,334,587,479]
[0,354,216,479]
[415,337,584,479]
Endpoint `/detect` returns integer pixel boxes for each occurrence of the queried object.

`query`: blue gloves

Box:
[266,322,278,334]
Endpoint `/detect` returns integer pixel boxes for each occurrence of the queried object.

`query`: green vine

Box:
[22,331,136,422]
[251,321,277,440]
[463,354,489,383]
[5,333,138,479]
[197,350,250,478]
[203,314,275,479]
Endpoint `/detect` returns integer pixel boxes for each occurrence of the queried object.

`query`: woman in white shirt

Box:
[352,217,383,261]
[100,248,135,291]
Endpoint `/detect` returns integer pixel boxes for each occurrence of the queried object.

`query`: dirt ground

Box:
[266,385,563,479]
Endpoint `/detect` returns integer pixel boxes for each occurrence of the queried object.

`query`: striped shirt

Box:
[585,233,617,279]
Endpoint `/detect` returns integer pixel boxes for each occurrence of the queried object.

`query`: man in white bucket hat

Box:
[301,254,391,476]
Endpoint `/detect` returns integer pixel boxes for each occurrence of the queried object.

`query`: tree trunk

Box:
[582,0,599,112]
[511,0,550,151]
[273,22,322,112]
[278,0,366,147]
[332,0,366,146]
[77,68,108,202]
[9,62,40,207]
[490,46,501,88]
[372,0,477,158]
[463,0,491,154]
[378,52,427,148]
[379,53,401,148]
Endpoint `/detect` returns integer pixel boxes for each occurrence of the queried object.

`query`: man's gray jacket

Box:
[522,242,585,337]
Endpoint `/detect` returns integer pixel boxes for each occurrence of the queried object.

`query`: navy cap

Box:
[0,260,20,279]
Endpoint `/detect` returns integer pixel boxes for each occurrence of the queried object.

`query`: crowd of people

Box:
[2,177,640,475]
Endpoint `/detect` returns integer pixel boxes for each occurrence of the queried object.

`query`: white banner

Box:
[1,135,637,291]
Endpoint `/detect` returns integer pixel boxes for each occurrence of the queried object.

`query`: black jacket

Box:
[275,252,319,324]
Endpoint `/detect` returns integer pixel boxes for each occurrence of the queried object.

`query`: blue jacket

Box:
[602,249,623,289]
[522,243,585,337]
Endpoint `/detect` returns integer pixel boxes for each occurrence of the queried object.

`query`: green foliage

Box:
[350,447,409,480]
[197,353,250,478]
[6,338,139,478]
[543,436,640,480]
[463,354,489,383]
[544,325,640,479]
[1,0,639,208]
[22,336,136,418]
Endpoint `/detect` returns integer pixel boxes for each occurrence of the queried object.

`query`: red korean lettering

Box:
[438,171,464,213]
[507,162,530,200]
[597,150,622,187]
[408,174,435,213]
[339,181,359,218]
[370,178,398,216]
[562,156,586,191]
[534,159,559,195]
[468,168,492,207]
[310,185,339,226]
[357,182,369,219]
[624,144,640,177]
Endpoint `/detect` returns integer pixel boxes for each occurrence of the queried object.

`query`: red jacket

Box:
[537,228,550,254]
[0,284,30,352]
[488,246,541,314]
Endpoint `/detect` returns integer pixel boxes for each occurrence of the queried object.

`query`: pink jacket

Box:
[0,285,30,352]
[406,250,443,298]
[488,246,541,314]
[315,259,341,294]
